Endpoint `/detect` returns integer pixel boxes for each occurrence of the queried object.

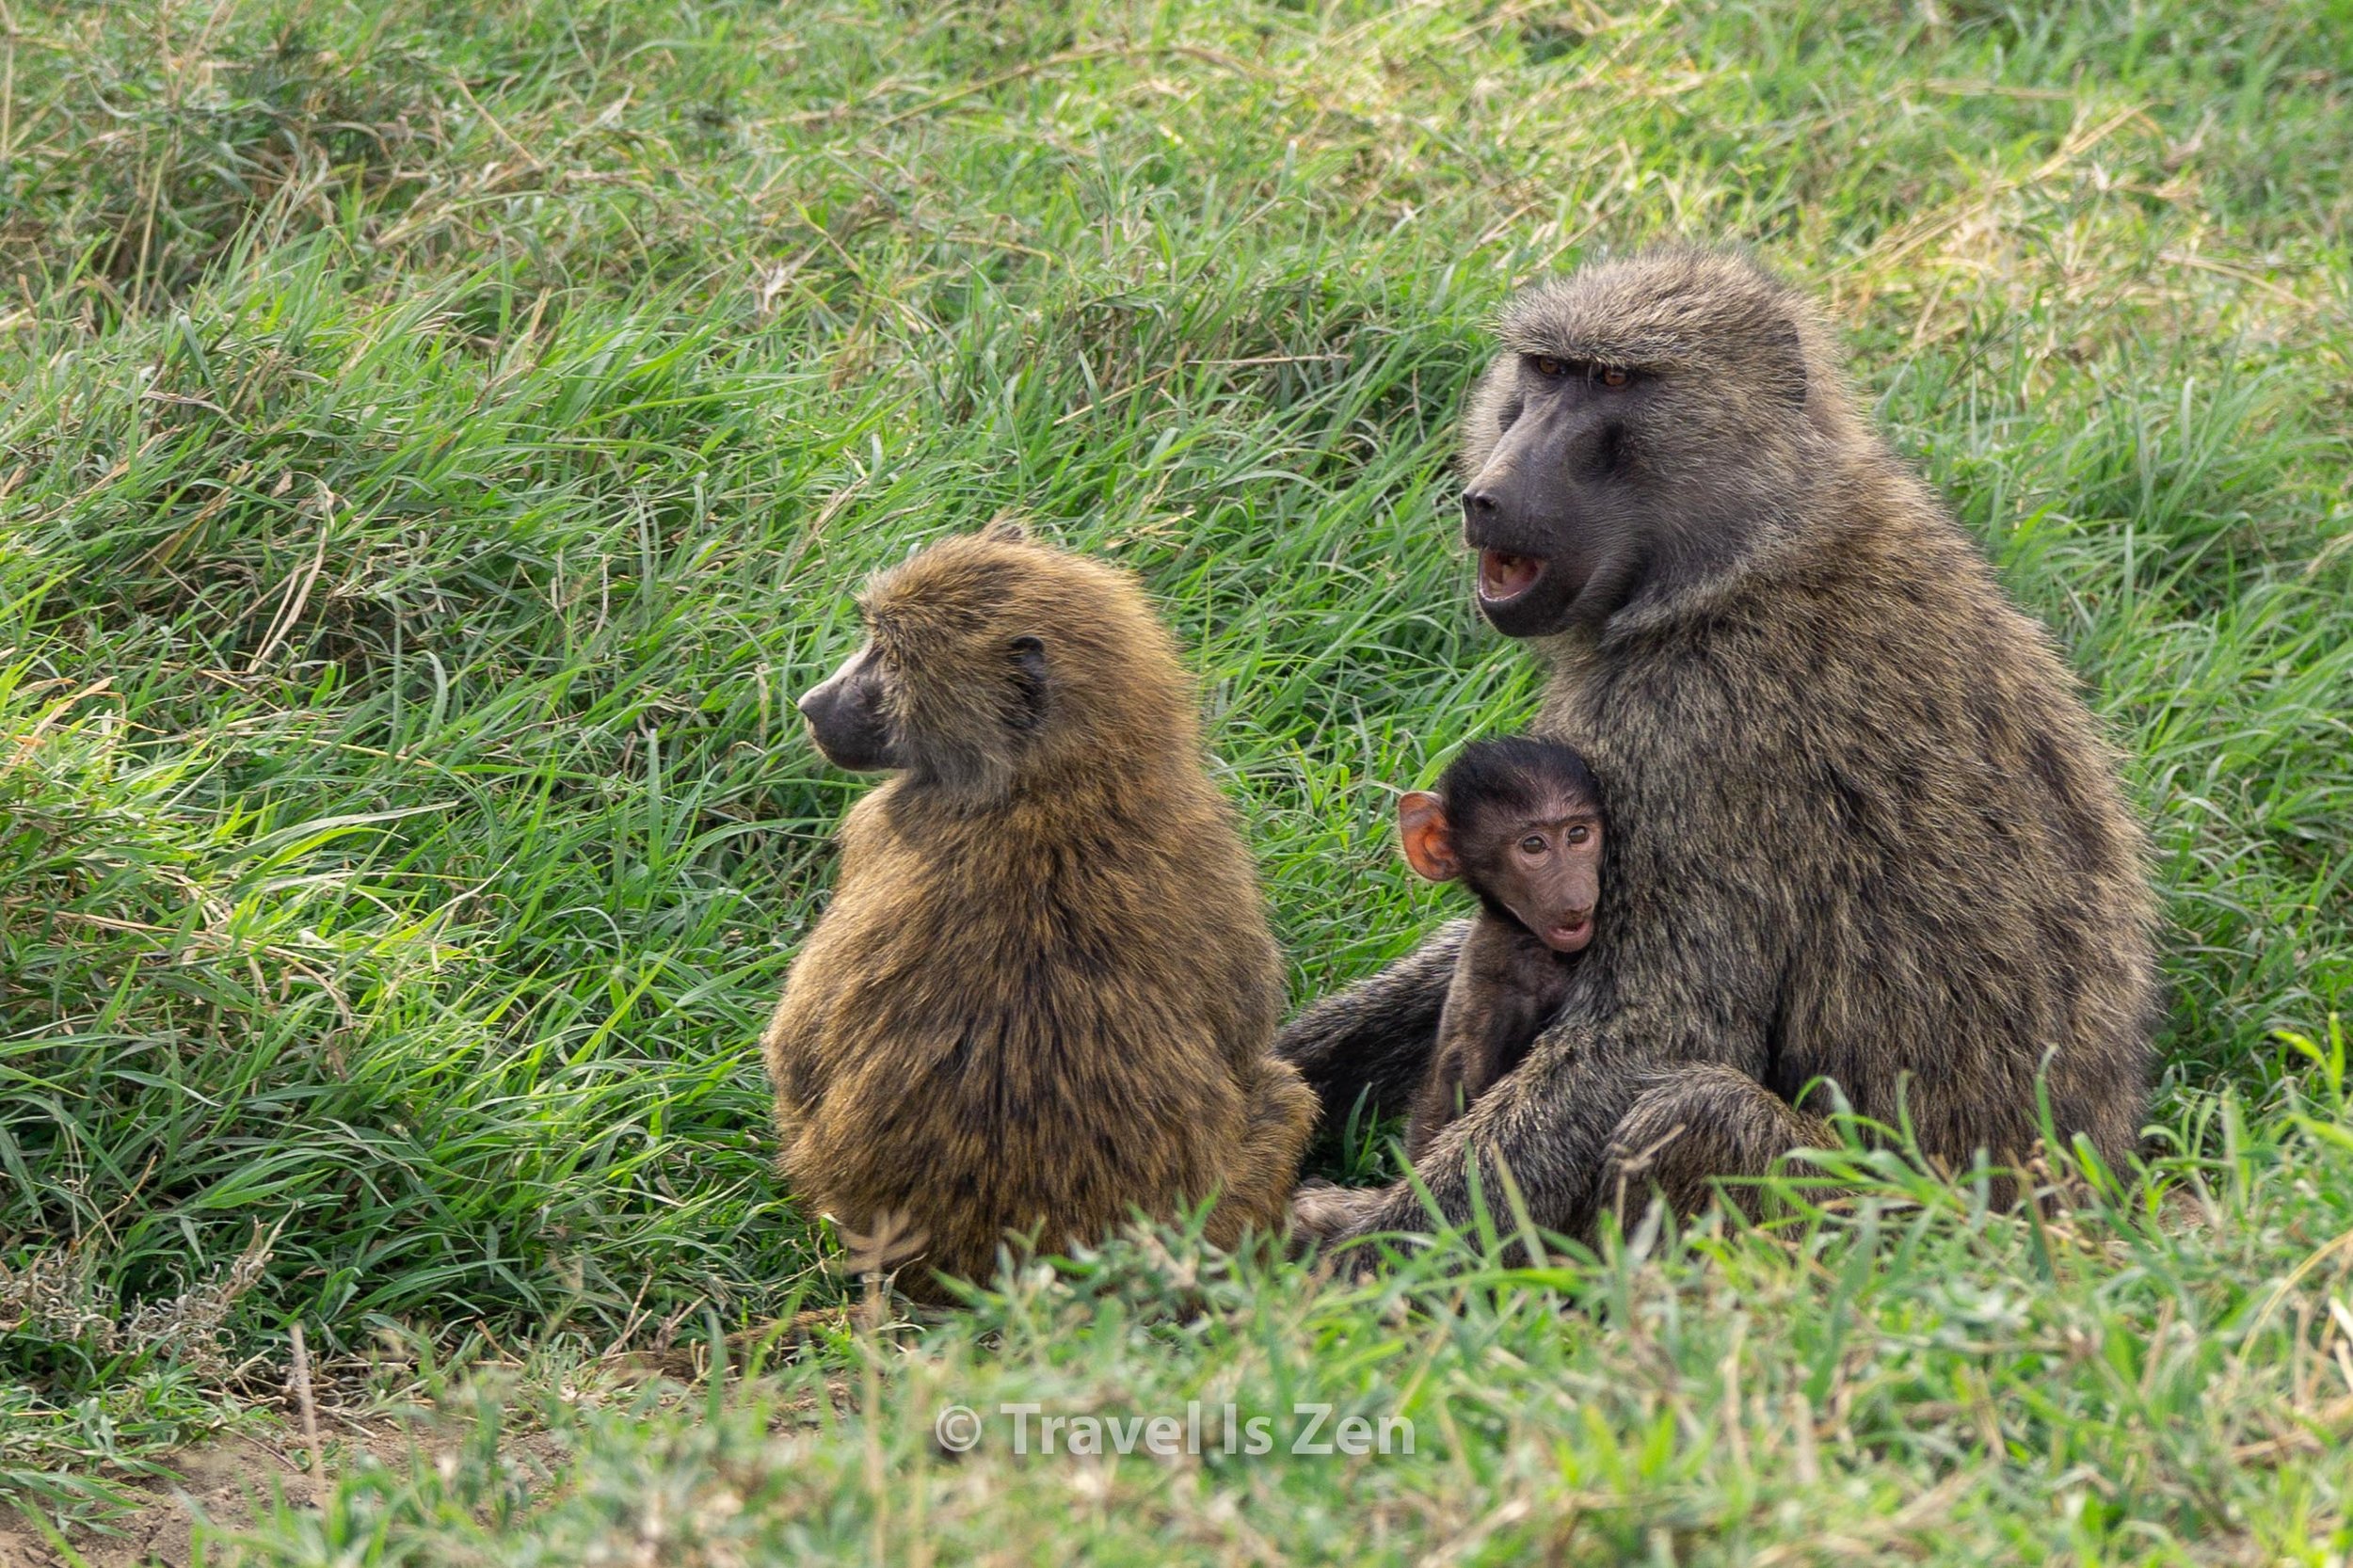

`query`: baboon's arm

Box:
[759,986,828,1140]
[1403,1049,1469,1167]
[1404,917,1551,1164]
[1306,944,1778,1247]
[1441,916,1561,1104]
[1274,920,1470,1124]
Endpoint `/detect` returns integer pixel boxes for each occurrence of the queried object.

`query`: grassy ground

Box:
[1,0,2348,1560]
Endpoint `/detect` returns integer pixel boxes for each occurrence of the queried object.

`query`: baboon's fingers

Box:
[1604,1065,1835,1223]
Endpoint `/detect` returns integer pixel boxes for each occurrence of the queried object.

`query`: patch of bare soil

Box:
[0,1437,320,1568]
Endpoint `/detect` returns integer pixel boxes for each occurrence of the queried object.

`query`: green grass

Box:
[0,0,2347,1560]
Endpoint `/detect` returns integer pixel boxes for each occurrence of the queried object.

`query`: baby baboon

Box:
[1283,248,2159,1248]
[764,522,1314,1295]
[1396,738,1604,1164]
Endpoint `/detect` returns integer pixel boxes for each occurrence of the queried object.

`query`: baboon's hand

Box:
[1288,1178,1388,1243]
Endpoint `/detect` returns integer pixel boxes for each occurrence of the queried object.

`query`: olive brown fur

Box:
[764,524,1315,1294]
[1282,248,2160,1248]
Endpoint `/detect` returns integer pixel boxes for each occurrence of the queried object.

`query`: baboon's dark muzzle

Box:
[799,666,896,772]
[1458,408,1614,638]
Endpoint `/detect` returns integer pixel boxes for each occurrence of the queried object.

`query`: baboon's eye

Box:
[1567,824,1593,845]
[1530,355,1567,378]
[1518,834,1547,856]
[1598,366,1629,389]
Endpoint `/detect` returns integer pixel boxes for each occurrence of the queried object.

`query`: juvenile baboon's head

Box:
[1398,737,1606,953]
[797,521,1196,803]
[1457,248,1865,639]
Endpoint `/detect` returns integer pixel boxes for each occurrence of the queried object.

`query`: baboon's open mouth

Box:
[1478,550,1545,604]
[1543,916,1593,953]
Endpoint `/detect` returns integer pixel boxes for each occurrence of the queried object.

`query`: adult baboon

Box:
[766,522,1314,1294]
[1284,249,2158,1248]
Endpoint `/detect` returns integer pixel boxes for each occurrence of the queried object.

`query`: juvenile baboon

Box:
[765,522,1314,1295]
[1284,249,2158,1248]
[1395,738,1605,1164]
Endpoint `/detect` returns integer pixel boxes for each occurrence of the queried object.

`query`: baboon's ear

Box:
[1769,324,1809,406]
[1398,792,1459,882]
[1008,634,1049,730]
[982,517,1031,544]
